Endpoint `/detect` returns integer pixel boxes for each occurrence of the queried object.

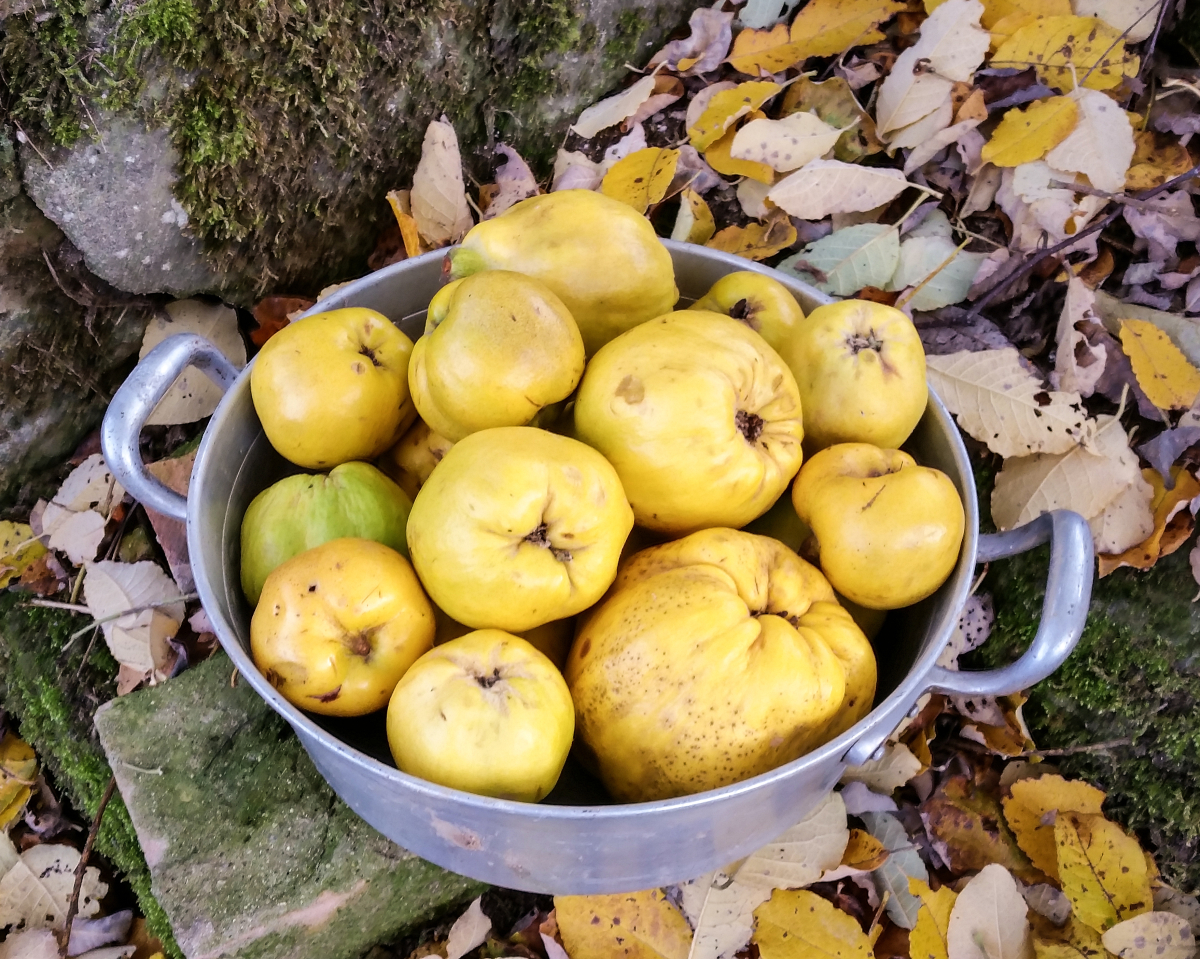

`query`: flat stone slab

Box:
[94,652,483,959]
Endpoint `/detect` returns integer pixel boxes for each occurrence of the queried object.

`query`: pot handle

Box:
[101,334,240,523]
[843,509,1093,766]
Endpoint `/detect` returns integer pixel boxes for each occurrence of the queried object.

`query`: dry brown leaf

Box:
[704,210,796,261]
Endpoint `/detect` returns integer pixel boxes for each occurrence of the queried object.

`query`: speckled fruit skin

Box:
[250,538,434,717]
[250,307,416,469]
[792,443,965,610]
[386,630,574,802]
[691,270,805,356]
[565,527,876,802]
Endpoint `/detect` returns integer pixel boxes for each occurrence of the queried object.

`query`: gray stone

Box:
[20,115,241,299]
[94,652,484,959]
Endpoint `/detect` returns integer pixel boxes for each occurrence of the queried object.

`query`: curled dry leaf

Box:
[736,178,773,220]
[1053,276,1107,399]
[484,144,540,220]
[552,150,603,192]
[839,781,897,815]
[671,189,717,244]
[946,863,1033,959]
[768,159,910,221]
[1098,470,1200,577]
[936,593,994,669]
[648,7,734,76]
[628,76,685,129]
[445,896,492,959]
[411,116,474,246]
[571,74,658,139]
[1055,812,1152,933]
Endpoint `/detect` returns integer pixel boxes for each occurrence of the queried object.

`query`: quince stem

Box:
[445,247,487,280]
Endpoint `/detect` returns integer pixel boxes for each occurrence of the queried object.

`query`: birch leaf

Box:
[1119,318,1200,411]
[45,509,106,567]
[727,23,805,75]
[859,811,927,930]
[1102,912,1194,959]
[83,560,186,673]
[600,148,680,214]
[925,349,1092,457]
[947,863,1034,959]
[1044,88,1134,194]
[705,211,796,261]
[768,158,909,219]
[689,81,782,152]
[777,223,900,297]
[140,300,245,426]
[1071,0,1162,44]
[731,113,842,172]
[887,96,954,152]
[571,75,658,139]
[684,871,771,959]
[556,888,693,959]
[1003,774,1106,882]
[992,16,1138,92]
[411,116,473,245]
[753,889,873,959]
[910,878,957,959]
[446,897,491,959]
[735,793,849,889]
[982,97,1080,167]
[1055,812,1152,933]
[1093,291,1200,370]
[672,189,716,244]
[787,0,907,60]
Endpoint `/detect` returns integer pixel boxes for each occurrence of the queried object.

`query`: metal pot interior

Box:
[191,241,980,809]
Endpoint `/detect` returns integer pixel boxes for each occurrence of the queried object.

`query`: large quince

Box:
[792,443,965,610]
[445,190,678,355]
[387,629,574,801]
[251,538,434,716]
[780,299,927,451]
[406,427,634,632]
[566,528,877,802]
[573,310,804,535]
[409,271,585,441]
[251,307,416,468]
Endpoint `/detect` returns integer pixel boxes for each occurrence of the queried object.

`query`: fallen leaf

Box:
[731,113,842,172]
[674,145,724,195]
[992,16,1138,91]
[689,81,782,152]
[1031,919,1106,959]
[1043,88,1135,194]
[782,78,882,164]
[875,48,955,139]
[1053,276,1107,398]
[778,223,900,297]
[250,295,314,347]
[787,0,907,60]
[1120,318,1200,411]
[68,910,134,956]
[410,116,473,245]
[768,159,910,220]
[937,593,994,668]
[671,189,717,244]
[902,113,988,174]
[683,870,771,959]
[0,833,106,932]
[925,349,1092,457]
[946,863,1033,959]
[484,144,540,220]
[1099,469,1200,576]
[83,560,186,674]
[1092,291,1200,371]
[1123,192,1200,264]
[571,75,658,139]
[1003,774,1106,882]
[909,878,956,959]
[648,7,735,75]
[735,792,849,889]
[1124,131,1194,192]
[628,76,686,129]
[0,522,46,590]
[841,742,924,793]
[1023,886,1071,928]
[1139,427,1200,486]
[704,125,777,183]
[1073,0,1162,43]
[1055,812,1152,933]
[1153,885,1200,942]
[841,830,889,871]
[737,178,774,219]
[600,147,680,214]
[727,22,804,75]
[891,236,986,311]
[446,897,491,959]
[44,452,120,514]
[0,732,36,831]
[982,98,1079,168]
[859,811,928,930]
[705,211,796,261]
[1101,912,1194,959]
[385,189,428,259]
[556,889,693,959]
[753,889,873,959]
[552,150,603,192]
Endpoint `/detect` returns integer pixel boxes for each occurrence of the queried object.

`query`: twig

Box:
[1019,737,1134,758]
[12,121,53,169]
[58,776,117,959]
[25,599,89,613]
[1136,0,1173,93]
[67,593,198,641]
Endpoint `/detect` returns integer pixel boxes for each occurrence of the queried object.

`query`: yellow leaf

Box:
[705,124,776,183]
[982,0,1071,30]
[1120,318,1200,411]
[1003,774,1106,882]
[992,16,1139,91]
[908,878,956,959]
[1103,912,1197,959]
[727,23,806,75]
[788,0,907,60]
[1033,919,1108,959]
[1099,469,1200,576]
[386,190,428,259]
[556,889,693,959]
[754,888,873,959]
[705,211,796,261]
[689,82,781,152]
[1056,812,1152,933]
[600,148,681,215]
[1125,131,1195,191]
[0,521,46,590]
[981,97,1079,167]
[842,829,888,871]
[780,76,883,162]
[0,732,37,830]
[671,188,716,244]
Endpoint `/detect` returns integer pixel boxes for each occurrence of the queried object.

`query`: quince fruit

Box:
[407,426,634,632]
[446,190,678,355]
[251,538,434,716]
[792,443,965,610]
[251,307,416,468]
[780,299,926,451]
[692,270,805,356]
[409,271,585,441]
[387,630,574,801]
[566,528,876,801]
[376,419,454,501]
[573,310,804,535]
[240,461,411,607]
[433,608,575,670]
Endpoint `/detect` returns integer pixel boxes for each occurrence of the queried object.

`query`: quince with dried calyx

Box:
[566,527,876,802]
[692,270,805,356]
[573,310,804,535]
[376,419,454,501]
[409,271,585,441]
[445,190,678,355]
[792,443,965,610]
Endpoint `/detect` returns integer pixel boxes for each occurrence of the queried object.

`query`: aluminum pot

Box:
[102,241,1093,894]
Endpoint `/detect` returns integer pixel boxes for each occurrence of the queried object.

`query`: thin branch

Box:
[1136,0,1173,92]
[25,599,89,613]
[68,593,198,641]
[58,776,118,959]
[1020,737,1134,758]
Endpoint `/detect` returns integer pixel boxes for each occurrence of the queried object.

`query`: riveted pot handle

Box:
[101,334,240,522]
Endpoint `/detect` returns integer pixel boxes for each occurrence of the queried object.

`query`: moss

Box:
[604,9,652,69]
[0,592,182,957]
